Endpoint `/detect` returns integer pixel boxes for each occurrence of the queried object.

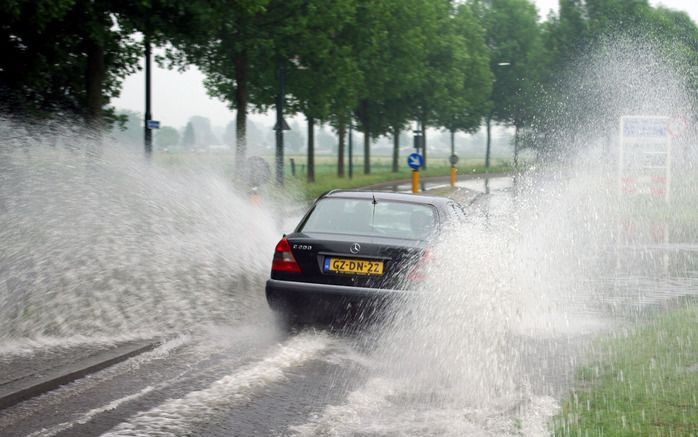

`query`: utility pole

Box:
[144,33,152,157]
[275,58,285,185]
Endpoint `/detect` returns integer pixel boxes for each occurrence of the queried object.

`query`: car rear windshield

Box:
[300,197,437,240]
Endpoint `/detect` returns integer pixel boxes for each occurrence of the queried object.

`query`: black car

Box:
[265,190,465,323]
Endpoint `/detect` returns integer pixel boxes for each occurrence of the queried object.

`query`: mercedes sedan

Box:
[265,190,465,324]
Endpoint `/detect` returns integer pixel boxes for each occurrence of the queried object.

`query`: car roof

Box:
[320,189,452,208]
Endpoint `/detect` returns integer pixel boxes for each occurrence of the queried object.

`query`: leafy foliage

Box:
[0,0,140,123]
[1,0,697,175]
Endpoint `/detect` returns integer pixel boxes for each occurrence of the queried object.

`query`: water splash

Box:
[298,37,698,435]
[0,128,282,346]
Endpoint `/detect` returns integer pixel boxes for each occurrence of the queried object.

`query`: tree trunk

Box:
[450,129,455,157]
[84,36,105,129]
[392,126,400,172]
[485,115,492,170]
[234,53,248,177]
[307,115,315,183]
[363,128,370,174]
[337,122,346,177]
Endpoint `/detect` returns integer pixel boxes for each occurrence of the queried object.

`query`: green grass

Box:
[280,155,511,200]
[152,151,512,200]
[553,302,698,436]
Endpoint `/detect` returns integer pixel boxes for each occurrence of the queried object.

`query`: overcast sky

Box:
[112,0,698,130]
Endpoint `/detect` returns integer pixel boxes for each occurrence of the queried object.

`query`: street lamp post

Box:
[144,34,152,157]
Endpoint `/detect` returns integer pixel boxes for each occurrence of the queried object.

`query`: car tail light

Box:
[408,249,431,282]
[272,237,301,273]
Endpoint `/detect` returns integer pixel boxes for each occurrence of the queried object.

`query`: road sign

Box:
[449,154,459,165]
[413,134,423,150]
[407,153,423,170]
[146,120,160,129]
[273,118,291,131]
[618,115,671,203]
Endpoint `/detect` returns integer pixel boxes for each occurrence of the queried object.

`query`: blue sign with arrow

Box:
[407,152,423,170]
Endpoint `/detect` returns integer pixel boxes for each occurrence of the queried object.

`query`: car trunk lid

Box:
[280,232,423,289]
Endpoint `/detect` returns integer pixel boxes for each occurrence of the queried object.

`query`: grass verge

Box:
[153,152,511,200]
[553,302,698,436]
[283,158,511,200]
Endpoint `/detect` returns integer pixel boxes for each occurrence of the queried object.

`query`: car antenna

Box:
[371,191,377,228]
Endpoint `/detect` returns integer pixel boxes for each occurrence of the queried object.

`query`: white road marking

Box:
[101,333,328,437]
[26,387,155,437]
[17,336,190,437]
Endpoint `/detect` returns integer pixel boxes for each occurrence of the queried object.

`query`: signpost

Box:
[407,152,423,193]
[144,34,153,157]
[449,154,459,187]
[618,115,671,203]
[146,120,160,130]
[413,131,423,151]
[617,115,673,271]
[272,118,291,131]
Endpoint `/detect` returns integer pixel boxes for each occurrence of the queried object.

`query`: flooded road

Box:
[2,128,697,436]
[3,173,695,436]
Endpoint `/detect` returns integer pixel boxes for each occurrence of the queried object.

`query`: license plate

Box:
[324,257,384,275]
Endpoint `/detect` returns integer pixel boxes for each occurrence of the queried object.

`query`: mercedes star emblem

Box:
[350,243,361,254]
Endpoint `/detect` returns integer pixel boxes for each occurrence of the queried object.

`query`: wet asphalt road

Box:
[2,179,694,437]
[0,326,365,437]
[0,322,584,437]
[0,184,580,437]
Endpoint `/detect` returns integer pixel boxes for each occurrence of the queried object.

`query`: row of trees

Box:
[2,0,697,181]
[114,112,507,154]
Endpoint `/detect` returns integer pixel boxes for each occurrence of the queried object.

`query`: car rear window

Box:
[300,197,437,240]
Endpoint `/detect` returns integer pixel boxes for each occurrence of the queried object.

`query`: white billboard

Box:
[618,115,672,203]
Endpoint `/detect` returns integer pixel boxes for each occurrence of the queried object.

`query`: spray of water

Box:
[0,128,284,351]
[295,37,698,436]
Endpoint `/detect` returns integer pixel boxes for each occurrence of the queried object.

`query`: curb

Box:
[0,340,158,411]
[361,171,512,191]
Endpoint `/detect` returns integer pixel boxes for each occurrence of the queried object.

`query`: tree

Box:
[156,126,180,148]
[110,109,142,147]
[179,0,345,177]
[0,0,228,133]
[350,0,430,174]
[445,3,492,138]
[418,3,492,169]
[223,121,236,147]
[189,115,218,146]
[316,127,337,153]
[0,0,140,126]
[537,0,698,151]
[277,0,357,182]
[285,121,304,153]
[411,1,492,170]
[472,0,542,169]
[154,0,266,171]
[181,122,196,148]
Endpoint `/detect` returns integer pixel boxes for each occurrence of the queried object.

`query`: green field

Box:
[553,302,698,436]
[155,152,511,200]
[278,155,510,199]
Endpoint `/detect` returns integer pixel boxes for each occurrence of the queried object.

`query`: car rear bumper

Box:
[265,279,406,309]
